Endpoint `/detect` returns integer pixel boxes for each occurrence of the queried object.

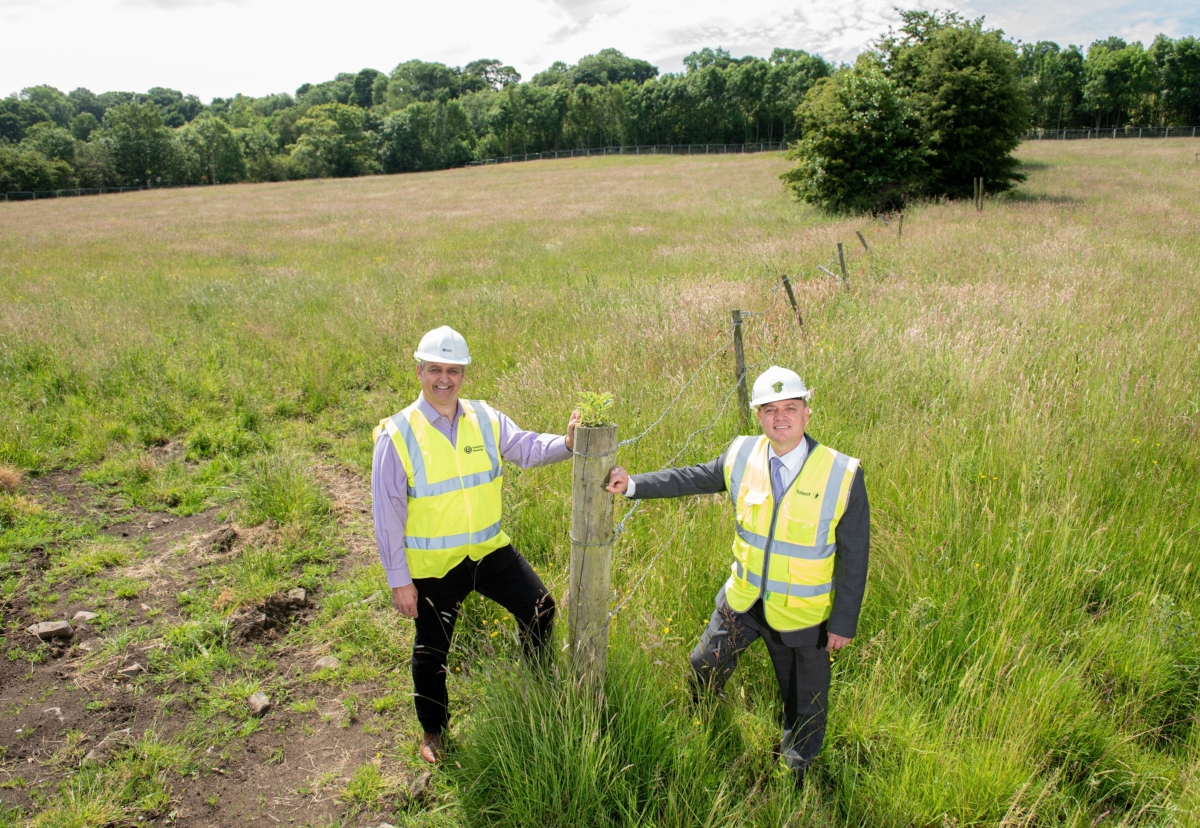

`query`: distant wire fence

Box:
[1024,126,1200,141]
[2,185,150,203]
[469,142,785,167]
[598,214,893,628]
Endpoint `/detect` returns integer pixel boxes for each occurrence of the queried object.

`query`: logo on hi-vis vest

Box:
[773,381,784,393]
[463,445,486,454]
[795,490,820,499]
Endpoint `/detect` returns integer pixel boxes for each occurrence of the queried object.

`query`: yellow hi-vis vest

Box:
[722,436,859,632]
[374,400,511,580]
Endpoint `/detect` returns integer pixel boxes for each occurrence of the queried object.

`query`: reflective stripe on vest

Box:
[723,435,859,631]
[378,399,511,579]
[387,400,502,498]
[732,561,834,597]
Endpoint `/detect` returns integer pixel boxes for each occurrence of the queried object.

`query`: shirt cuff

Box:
[385,567,413,588]
[625,477,637,498]
[546,434,572,464]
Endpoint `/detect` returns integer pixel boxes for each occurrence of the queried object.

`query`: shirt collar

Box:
[416,392,462,425]
[769,435,809,474]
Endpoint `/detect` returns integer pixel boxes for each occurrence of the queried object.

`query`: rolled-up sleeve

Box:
[371,433,412,588]
[496,411,572,468]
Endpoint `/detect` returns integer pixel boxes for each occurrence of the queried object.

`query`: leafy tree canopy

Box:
[781,60,927,214]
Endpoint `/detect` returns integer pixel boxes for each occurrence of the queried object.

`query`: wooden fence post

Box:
[856,230,870,251]
[781,275,802,329]
[732,310,750,422]
[837,243,849,287]
[897,213,904,238]
[568,424,617,691]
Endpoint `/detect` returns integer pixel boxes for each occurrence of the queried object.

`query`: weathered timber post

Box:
[781,275,802,329]
[837,243,849,287]
[732,310,750,424]
[979,177,985,212]
[568,423,617,690]
[897,212,904,238]
[856,230,870,251]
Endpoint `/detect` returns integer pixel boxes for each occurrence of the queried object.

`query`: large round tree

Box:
[780,61,927,214]
[878,11,1030,199]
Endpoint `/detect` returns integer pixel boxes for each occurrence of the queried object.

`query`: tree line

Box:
[1,27,1198,193]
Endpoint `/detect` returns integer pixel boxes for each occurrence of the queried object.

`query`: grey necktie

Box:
[770,456,786,502]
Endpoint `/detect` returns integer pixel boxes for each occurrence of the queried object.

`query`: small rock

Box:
[73,611,97,623]
[287,588,307,607]
[146,520,158,530]
[247,692,272,717]
[312,656,340,672]
[118,662,146,678]
[410,770,433,797]
[83,728,132,764]
[77,641,93,652]
[193,526,238,556]
[27,621,73,642]
[42,707,64,723]
[161,517,173,524]
[139,603,151,611]
[229,606,270,641]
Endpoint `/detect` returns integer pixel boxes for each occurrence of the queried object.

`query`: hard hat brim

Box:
[414,350,471,366]
[750,390,811,409]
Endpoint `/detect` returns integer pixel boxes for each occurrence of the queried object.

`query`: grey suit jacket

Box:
[628,433,870,639]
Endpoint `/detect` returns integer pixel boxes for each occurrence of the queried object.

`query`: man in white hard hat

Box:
[605,366,868,788]
[372,325,580,764]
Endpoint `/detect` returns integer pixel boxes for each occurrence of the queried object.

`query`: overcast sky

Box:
[2,0,1198,101]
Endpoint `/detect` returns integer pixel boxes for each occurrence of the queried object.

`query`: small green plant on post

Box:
[575,391,615,427]
[568,391,617,692]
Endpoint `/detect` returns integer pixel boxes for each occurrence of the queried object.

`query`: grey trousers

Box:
[689,585,831,773]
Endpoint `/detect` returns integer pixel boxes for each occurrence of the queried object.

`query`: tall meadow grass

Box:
[1,142,1198,825]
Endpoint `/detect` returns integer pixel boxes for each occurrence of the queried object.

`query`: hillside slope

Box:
[1,144,1198,827]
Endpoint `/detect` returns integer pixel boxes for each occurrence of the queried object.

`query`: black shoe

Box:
[794,768,806,790]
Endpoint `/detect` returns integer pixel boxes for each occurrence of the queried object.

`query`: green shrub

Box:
[780,61,927,214]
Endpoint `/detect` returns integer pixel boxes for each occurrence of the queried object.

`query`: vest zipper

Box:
[758,442,816,605]
[453,410,471,543]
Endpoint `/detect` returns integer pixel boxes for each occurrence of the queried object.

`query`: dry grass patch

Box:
[0,464,23,494]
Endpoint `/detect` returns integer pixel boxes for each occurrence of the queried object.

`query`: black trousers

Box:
[410,544,555,735]
[689,586,831,773]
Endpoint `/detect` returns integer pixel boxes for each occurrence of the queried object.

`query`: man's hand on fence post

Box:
[605,467,629,495]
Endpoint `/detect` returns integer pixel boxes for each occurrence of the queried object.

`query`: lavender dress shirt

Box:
[372,394,572,588]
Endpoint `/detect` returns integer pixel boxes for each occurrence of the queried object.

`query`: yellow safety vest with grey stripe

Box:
[374,400,511,580]
[723,436,859,631]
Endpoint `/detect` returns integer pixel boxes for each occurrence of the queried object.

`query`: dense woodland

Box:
[1,28,1198,193]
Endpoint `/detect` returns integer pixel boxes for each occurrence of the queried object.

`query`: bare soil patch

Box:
[1,461,424,826]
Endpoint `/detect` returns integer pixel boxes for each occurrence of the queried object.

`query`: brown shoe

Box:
[419,732,443,764]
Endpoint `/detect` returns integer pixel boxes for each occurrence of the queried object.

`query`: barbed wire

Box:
[617,333,735,449]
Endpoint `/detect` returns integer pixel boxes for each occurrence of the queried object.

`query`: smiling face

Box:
[756,397,810,454]
[417,361,465,412]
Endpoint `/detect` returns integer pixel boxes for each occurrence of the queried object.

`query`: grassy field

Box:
[1,140,1199,827]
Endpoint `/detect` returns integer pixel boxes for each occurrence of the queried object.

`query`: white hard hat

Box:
[414,326,471,365]
[750,366,811,409]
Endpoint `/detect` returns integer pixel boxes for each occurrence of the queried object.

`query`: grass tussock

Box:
[0,464,22,494]
[453,649,805,828]
[238,449,328,527]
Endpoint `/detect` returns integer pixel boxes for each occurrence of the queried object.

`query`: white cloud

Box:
[958,0,1200,48]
